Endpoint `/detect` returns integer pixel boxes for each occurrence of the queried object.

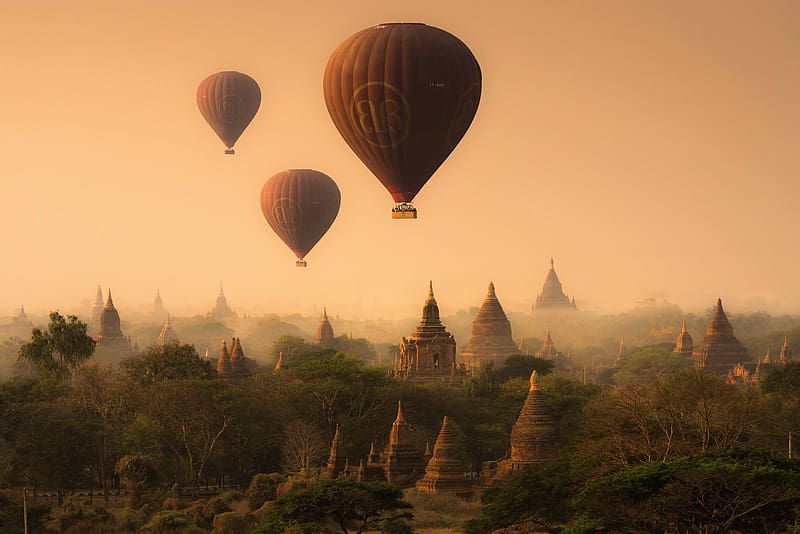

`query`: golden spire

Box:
[529,369,539,391]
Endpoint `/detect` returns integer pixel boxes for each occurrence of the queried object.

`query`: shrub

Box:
[211,511,249,534]
[247,473,284,510]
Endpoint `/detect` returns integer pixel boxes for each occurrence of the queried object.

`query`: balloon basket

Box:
[391,203,417,219]
[225,148,235,155]
[295,259,308,267]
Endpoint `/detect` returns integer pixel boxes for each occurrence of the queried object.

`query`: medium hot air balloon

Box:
[197,71,261,154]
[260,169,341,267]
[323,23,481,219]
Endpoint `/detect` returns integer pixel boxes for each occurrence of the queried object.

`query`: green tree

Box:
[17,312,95,379]
[263,478,412,534]
[269,335,313,364]
[574,448,800,533]
[70,365,129,505]
[464,461,572,534]
[496,354,554,382]
[120,341,216,385]
[464,360,500,398]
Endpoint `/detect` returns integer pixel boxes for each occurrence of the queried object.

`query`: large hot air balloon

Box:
[260,169,341,267]
[323,23,481,219]
[197,71,261,154]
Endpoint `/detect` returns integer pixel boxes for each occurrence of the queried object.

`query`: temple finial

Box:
[529,369,539,390]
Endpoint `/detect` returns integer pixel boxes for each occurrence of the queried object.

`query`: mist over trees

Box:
[1,302,800,531]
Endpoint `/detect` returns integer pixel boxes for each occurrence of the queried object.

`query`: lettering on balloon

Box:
[220,94,244,123]
[446,83,481,147]
[349,82,410,148]
[272,198,302,231]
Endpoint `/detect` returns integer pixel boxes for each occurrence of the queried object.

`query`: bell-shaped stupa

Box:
[416,416,472,497]
[461,282,519,369]
[510,370,558,467]
[693,299,750,374]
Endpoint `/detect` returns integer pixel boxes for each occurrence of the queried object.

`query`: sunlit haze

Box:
[2,0,799,319]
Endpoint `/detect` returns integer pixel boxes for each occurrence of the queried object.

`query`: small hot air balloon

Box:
[260,169,341,267]
[323,23,481,218]
[197,71,261,154]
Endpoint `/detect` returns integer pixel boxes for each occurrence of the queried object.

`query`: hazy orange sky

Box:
[2,0,799,319]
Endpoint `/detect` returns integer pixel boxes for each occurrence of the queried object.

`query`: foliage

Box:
[574,447,800,533]
[269,335,313,364]
[280,420,328,473]
[116,454,160,508]
[264,477,412,534]
[42,498,114,533]
[120,341,216,385]
[464,360,500,398]
[17,312,95,379]
[212,511,250,534]
[0,490,50,534]
[464,461,572,534]
[141,509,204,533]
[612,343,692,385]
[761,361,800,398]
[496,354,555,381]
[247,473,285,510]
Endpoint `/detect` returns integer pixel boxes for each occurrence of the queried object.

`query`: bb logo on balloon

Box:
[271,198,302,231]
[220,94,244,122]
[349,82,410,148]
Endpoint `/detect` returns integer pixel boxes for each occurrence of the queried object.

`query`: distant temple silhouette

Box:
[315,308,335,347]
[534,258,577,311]
[208,284,237,321]
[95,290,133,355]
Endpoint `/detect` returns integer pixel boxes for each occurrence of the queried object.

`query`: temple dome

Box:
[693,298,750,373]
[461,282,519,368]
[315,308,335,346]
[416,416,472,497]
[98,290,123,340]
[510,370,558,466]
[534,258,576,310]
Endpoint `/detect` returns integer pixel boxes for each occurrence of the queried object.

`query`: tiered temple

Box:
[325,424,347,478]
[535,330,574,374]
[416,416,472,497]
[208,284,237,321]
[693,299,750,374]
[534,258,577,311]
[381,401,426,486]
[11,305,32,327]
[95,290,133,355]
[150,290,167,321]
[315,308,335,347]
[460,282,519,369]
[674,320,694,355]
[394,282,464,385]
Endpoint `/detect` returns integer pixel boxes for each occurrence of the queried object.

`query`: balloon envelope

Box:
[323,23,481,204]
[260,169,341,263]
[197,71,261,153]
